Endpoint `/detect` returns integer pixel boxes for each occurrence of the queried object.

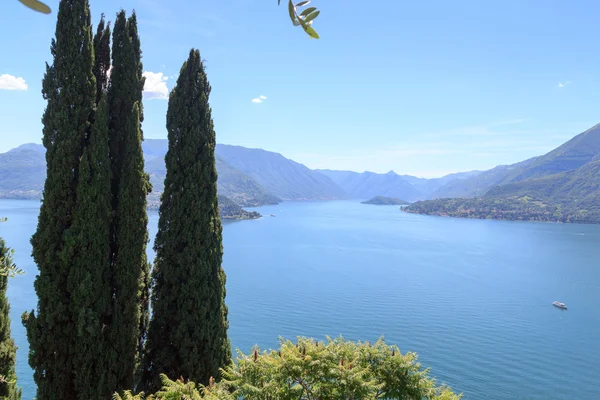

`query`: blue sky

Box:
[1,0,600,177]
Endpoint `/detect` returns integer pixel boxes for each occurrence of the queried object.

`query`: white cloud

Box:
[558,81,571,88]
[252,95,267,104]
[0,74,28,90]
[143,71,169,100]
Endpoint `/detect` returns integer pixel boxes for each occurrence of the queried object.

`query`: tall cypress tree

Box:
[142,49,231,392]
[108,10,151,391]
[22,1,96,398]
[0,235,21,400]
[93,14,111,106]
[62,95,114,400]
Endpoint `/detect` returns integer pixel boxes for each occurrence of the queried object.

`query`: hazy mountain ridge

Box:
[7,123,597,222]
[215,144,347,201]
[0,144,46,198]
[0,141,530,206]
[144,141,280,207]
[486,159,600,207]
[430,158,538,199]
[317,169,422,201]
[0,142,280,207]
[0,141,347,204]
[407,123,600,223]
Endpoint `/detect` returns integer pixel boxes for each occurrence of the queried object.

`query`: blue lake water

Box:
[1,199,599,399]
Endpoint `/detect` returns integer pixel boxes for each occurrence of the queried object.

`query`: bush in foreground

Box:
[116,336,461,399]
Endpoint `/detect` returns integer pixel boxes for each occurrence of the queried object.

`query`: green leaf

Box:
[296,13,308,29]
[300,6,317,16]
[304,10,320,23]
[288,0,296,23]
[296,0,311,6]
[304,25,320,39]
[18,0,51,14]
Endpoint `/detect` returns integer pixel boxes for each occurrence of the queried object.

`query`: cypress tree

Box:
[62,95,113,399]
[22,0,96,398]
[142,49,231,392]
[0,235,21,400]
[108,10,151,391]
[93,14,111,106]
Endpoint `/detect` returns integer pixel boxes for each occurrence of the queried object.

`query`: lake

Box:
[1,199,599,399]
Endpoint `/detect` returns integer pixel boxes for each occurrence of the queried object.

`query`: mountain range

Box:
[406,123,600,223]
[2,123,600,223]
[0,141,475,205]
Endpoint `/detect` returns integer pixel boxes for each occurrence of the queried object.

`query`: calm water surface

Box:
[1,199,599,399]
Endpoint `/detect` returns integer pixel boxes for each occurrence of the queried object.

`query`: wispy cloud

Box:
[0,74,28,91]
[252,95,267,104]
[558,81,571,88]
[418,119,533,139]
[143,71,169,100]
[290,119,572,177]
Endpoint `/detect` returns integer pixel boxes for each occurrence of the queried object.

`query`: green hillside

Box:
[432,124,600,199]
[217,195,262,220]
[486,159,600,215]
[216,144,347,201]
[407,124,600,224]
[505,123,600,182]
[0,142,280,207]
[0,145,46,199]
[214,156,281,206]
[146,153,280,207]
[431,157,537,199]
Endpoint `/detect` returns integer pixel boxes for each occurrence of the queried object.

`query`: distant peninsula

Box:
[361,196,408,205]
[147,195,261,221]
[403,196,599,224]
[218,195,262,220]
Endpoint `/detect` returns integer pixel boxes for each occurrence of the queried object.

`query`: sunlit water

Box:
[2,199,599,399]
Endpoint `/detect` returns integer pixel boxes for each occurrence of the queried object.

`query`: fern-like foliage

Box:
[125,336,461,399]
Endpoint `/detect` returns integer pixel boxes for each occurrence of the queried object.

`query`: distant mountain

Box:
[0,144,46,199]
[431,158,538,199]
[317,169,481,201]
[317,170,423,201]
[0,141,280,206]
[407,123,600,223]
[503,123,600,182]
[213,157,281,206]
[144,144,280,207]
[216,144,347,201]
[486,159,600,208]
[431,124,600,200]
[0,140,346,204]
[399,170,482,198]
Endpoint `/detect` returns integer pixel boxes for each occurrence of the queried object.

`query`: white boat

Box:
[552,301,567,310]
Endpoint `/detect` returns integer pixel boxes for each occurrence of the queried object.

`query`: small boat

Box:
[552,301,567,310]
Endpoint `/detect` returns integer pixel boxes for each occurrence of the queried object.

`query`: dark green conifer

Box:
[22,0,96,398]
[142,49,231,392]
[62,95,114,399]
[0,235,21,400]
[108,10,151,391]
[93,14,111,106]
